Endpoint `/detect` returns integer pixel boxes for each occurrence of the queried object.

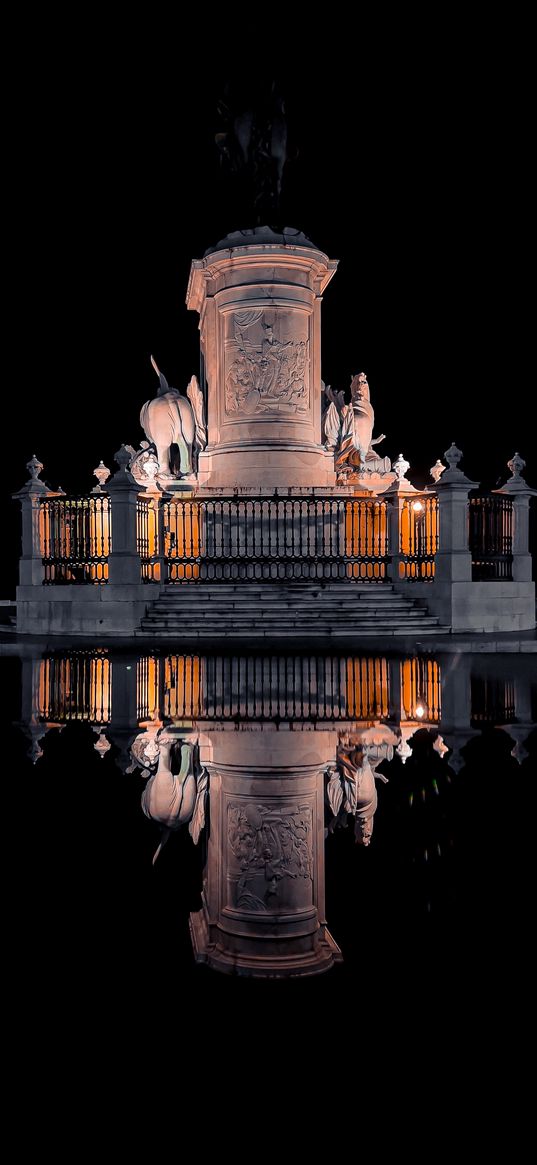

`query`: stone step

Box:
[139,579,442,637]
[144,596,428,611]
[141,609,432,625]
[137,625,449,638]
[141,612,438,627]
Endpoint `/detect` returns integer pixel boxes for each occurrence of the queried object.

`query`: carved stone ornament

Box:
[27,454,44,481]
[507,452,525,482]
[92,460,111,493]
[392,452,410,483]
[228,802,313,912]
[126,442,159,487]
[93,729,111,759]
[444,442,463,472]
[225,311,309,417]
[430,459,446,484]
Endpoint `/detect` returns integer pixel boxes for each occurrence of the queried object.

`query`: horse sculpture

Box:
[140,356,206,480]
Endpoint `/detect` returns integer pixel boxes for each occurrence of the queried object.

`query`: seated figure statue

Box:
[323,372,391,478]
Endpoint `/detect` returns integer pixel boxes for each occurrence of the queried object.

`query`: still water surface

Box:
[2,644,535,1000]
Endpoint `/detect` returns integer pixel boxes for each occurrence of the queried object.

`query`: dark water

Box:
[2,643,535,1023]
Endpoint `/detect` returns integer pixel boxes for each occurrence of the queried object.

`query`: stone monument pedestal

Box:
[187,227,338,491]
[190,727,342,978]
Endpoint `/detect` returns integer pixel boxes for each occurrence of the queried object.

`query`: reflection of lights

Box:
[412,500,424,513]
[415,703,426,719]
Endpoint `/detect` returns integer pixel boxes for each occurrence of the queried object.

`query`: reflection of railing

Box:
[33,650,449,726]
[469,495,513,580]
[164,654,390,721]
[400,658,441,722]
[400,496,438,581]
[38,652,111,722]
[162,495,390,582]
[41,496,110,584]
[470,675,516,725]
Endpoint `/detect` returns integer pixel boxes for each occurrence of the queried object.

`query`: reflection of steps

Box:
[138,583,449,638]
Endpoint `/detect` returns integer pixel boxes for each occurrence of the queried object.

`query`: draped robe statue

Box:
[335,373,390,475]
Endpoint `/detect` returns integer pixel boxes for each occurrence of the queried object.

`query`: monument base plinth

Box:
[189,906,342,978]
[197,446,337,490]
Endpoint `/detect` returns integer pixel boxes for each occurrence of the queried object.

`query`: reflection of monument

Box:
[16,646,537,975]
[190,730,341,977]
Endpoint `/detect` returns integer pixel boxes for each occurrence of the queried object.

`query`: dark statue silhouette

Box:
[215,80,291,224]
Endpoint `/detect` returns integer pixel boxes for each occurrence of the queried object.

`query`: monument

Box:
[12,86,535,635]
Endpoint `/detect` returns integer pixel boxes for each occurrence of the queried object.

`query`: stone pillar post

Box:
[438,654,480,773]
[190,728,342,977]
[108,652,141,771]
[382,452,424,582]
[107,446,143,585]
[494,453,537,583]
[434,444,479,583]
[385,453,421,583]
[12,455,54,586]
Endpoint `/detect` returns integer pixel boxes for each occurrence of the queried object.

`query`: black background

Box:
[4,27,534,594]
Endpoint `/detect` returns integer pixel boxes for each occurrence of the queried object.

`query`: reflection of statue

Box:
[322,372,391,477]
[130,728,208,862]
[327,729,393,846]
[139,357,206,481]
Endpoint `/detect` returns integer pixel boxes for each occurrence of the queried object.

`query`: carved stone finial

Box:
[93,730,111,759]
[430,459,446,484]
[92,460,111,493]
[393,453,410,483]
[507,452,525,482]
[27,454,43,481]
[444,442,463,471]
[114,445,132,472]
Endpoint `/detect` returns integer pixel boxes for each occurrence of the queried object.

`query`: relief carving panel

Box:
[225,310,309,417]
[227,801,313,912]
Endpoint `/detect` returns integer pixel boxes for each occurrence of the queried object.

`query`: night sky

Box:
[4,31,533,594]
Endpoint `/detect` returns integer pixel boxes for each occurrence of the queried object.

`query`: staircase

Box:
[137,582,448,639]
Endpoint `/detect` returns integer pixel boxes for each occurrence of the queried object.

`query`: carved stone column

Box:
[190,727,342,977]
[186,227,338,490]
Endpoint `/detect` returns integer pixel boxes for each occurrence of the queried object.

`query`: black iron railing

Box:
[40,496,110,584]
[400,496,438,580]
[137,498,159,582]
[469,495,513,580]
[161,495,390,582]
